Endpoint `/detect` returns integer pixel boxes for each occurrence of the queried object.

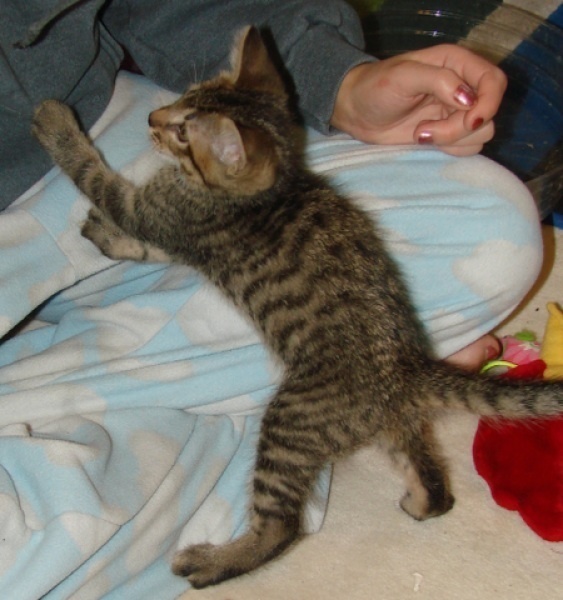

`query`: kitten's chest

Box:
[179,210,274,274]
[181,208,293,305]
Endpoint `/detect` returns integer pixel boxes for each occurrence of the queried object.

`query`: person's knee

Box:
[451,157,543,312]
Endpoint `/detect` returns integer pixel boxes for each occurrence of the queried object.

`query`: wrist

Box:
[330,61,376,137]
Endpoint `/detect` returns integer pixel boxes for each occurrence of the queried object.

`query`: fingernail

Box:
[454,84,476,107]
[472,117,484,131]
[417,131,434,145]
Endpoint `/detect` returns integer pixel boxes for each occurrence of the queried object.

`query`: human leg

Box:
[447,334,501,371]
[305,131,542,368]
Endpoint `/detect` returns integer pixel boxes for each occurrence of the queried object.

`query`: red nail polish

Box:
[454,84,476,107]
[418,131,434,145]
[472,117,484,131]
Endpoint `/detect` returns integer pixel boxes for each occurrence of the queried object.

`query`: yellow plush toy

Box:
[541,302,563,379]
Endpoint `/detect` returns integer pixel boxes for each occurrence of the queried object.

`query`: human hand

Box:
[331,44,507,156]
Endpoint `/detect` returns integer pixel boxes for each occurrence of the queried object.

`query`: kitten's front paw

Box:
[81,209,119,258]
[32,100,82,153]
[82,208,171,262]
[172,543,242,589]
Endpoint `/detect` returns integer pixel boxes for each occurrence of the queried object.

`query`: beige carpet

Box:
[178,224,562,600]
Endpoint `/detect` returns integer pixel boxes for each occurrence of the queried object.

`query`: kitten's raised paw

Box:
[32,100,81,150]
[172,543,244,589]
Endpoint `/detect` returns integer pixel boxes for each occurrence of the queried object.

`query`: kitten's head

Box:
[149,27,292,196]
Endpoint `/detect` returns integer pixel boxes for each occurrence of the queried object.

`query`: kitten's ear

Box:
[231,26,286,98]
[210,117,247,173]
[188,113,246,173]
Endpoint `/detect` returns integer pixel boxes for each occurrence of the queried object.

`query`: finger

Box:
[464,66,507,128]
[415,110,495,152]
[393,60,478,113]
[392,59,499,141]
[404,45,507,125]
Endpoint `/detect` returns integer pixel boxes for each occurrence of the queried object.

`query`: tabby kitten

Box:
[33,26,563,590]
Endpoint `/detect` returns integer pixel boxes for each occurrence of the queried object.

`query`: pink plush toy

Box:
[502,331,541,364]
[481,331,541,375]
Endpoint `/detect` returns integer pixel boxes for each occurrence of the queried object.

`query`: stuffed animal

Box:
[542,302,563,379]
[473,303,563,542]
[480,330,542,376]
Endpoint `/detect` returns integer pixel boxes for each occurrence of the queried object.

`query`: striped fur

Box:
[33,27,563,590]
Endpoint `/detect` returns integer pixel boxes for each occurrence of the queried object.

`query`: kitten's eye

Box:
[167,124,188,143]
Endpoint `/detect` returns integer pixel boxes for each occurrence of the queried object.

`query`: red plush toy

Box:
[473,304,563,541]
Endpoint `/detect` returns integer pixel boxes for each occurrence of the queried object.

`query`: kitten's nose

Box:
[148,108,168,128]
[148,111,158,128]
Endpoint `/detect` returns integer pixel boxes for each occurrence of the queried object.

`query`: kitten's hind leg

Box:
[390,422,455,520]
[82,208,171,263]
[173,511,301,589]
[173,388,325,588]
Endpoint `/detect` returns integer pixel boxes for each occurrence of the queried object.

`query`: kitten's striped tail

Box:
[426,364,563,419]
